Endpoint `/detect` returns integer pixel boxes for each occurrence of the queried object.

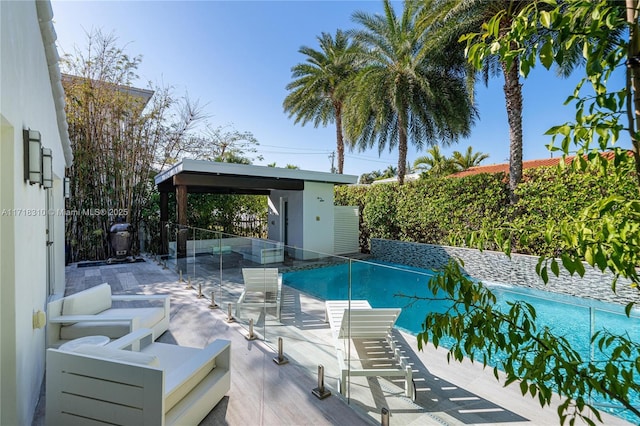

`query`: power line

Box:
[344,153,395,165]
[259,150,331,155]
[259,143,333,152]
[258,143,397,165]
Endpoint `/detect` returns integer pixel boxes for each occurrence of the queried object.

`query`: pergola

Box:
[154,159,357,257]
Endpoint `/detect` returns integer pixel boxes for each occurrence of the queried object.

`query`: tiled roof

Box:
[449,156,575,178]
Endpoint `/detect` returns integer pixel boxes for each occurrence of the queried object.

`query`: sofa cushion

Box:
[143,343,212,412]
[72,344,159,366]
[62,283,112,316]
[59,307,166,340]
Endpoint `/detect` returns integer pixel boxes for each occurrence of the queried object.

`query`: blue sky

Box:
[50,0,629,178]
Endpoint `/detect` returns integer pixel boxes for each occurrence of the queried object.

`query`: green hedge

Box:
[335,166,638,255]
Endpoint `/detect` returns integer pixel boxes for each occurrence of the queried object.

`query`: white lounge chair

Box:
[236,268,282,320]
[325,300,413,398]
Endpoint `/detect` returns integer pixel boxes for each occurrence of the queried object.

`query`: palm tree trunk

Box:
[502,57,523,204]
[397,112,408,185]
[335,102,344,174]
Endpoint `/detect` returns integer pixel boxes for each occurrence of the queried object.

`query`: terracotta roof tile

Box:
[449,156,575,178]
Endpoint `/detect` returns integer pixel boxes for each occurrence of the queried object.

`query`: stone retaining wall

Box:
[371,239,638,306]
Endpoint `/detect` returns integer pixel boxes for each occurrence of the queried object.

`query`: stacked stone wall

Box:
[371,239,638,306]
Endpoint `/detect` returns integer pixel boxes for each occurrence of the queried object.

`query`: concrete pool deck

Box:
[34,255,634,425]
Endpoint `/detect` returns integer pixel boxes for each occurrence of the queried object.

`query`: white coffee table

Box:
[58,335,110,351]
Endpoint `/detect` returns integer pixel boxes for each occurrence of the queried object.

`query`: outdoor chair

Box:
[236,268,282,320]
[46,328,231,426]
[47,283,170,347]
[325,300,413,398]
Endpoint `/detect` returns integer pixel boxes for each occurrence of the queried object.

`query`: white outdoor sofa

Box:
[234,239,284,264]
[46,328,231,426]
[47,283,170,347]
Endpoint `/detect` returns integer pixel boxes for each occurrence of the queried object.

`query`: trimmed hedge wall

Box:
[334,166,638,255]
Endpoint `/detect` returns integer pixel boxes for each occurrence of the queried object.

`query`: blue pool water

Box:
[283,260,639,419]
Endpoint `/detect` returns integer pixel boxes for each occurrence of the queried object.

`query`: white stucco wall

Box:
[269,183,339,259]
[0,1,68,424]
[302,182,335,256]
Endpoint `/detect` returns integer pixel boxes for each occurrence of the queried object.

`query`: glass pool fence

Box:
[158,222,639,423]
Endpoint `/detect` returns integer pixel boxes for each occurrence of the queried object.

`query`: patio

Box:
[34,255,632,425]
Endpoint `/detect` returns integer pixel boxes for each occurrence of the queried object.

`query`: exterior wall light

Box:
[63,177,71,198]
[23,129,42,184]
[41,147,53,189]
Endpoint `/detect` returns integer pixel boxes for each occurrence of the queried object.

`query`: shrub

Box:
[335,166,635,257]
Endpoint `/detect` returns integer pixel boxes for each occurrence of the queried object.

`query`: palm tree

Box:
[345,0,475,185]
[413,146,456,177]
[418,0,541,203]
[452,146,489,171]
[359,169,383,184]
[283,30,361,174]
[380,165,397,179]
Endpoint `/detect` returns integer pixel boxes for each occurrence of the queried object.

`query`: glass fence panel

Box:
[592,304,640,418]
[259,244,352,393]
[153,222,639,424]
[164,222,177,268]
[338,259,431,403]
[472,283,639,421]
[215,237,281,342]
[187,227,219,302]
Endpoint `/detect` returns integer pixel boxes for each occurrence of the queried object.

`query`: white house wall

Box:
[302,182,335,257]
[270,183,340,259]
[1,1,67,424]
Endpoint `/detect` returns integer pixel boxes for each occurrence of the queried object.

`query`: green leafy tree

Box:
[452,146,489,171]
[283,30,361,174]
[418,1,640,423]
[62,30,203,260]
[345,0,475,185]
[187,193,267,237]
[417,260,639,425]
[174,124,261,164]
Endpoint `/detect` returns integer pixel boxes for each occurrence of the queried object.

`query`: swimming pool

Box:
[283,259,639,419]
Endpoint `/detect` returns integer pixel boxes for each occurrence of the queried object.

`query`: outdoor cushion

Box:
[46,328,230,426]
[61,283,112,316]
[72,344,160,366]
[143,343,212,412]
[164,357,216,412]
[141,340,200,370]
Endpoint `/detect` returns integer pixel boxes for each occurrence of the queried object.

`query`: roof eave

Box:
[36,0,73,167]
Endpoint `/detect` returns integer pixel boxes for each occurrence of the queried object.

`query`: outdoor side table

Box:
[58,335,110,351]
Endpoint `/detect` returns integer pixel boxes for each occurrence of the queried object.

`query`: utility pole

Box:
[329,151,336,173]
